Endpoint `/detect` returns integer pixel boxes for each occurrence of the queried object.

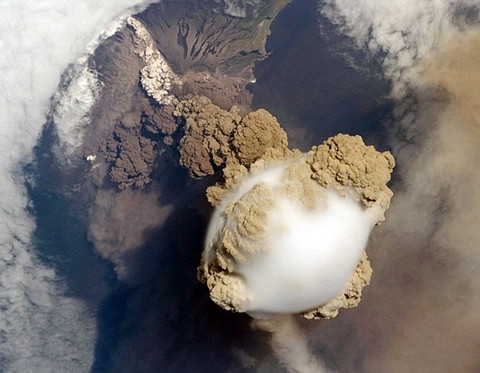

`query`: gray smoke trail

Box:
[253,315,332,373]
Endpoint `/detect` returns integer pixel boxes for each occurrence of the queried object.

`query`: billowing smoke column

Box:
[199,134,394,319]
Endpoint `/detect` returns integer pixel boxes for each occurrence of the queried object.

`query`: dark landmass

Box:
[136,0,291,77]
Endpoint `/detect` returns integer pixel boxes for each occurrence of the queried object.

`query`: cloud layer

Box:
[0,0,155,370]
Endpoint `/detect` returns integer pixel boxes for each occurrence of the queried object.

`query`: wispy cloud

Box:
[0,0,155,370]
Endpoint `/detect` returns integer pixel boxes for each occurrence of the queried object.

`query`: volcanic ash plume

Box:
[198,134,394,319]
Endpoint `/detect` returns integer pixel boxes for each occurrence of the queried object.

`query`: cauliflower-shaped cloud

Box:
[197,133,394,319]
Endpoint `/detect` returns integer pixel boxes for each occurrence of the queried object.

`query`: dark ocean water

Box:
[27,1,395,372]
[27,124,269,372]
[250,0,392,151]
[25,124,114,306]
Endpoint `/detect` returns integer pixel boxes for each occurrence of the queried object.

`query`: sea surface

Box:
[250,0,392,151]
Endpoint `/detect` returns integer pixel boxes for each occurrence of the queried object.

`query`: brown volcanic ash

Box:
[105,125,156,189]
[172,97,395,319]
[88,185,173,283]
[81,1,295,292]
[170,94,394,372]
[174,95,288,178]
[201,134,393,319]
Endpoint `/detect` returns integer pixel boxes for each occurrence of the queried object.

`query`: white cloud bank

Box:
[0,0,155,371]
